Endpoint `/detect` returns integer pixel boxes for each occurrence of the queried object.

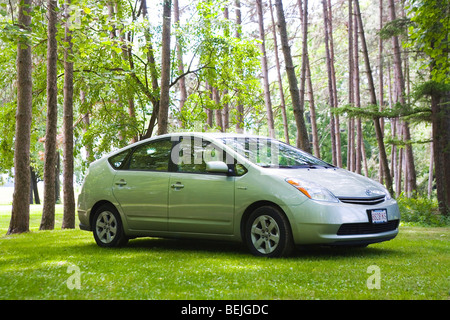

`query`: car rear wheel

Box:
[245,206,294,257]
[93,204,128,247]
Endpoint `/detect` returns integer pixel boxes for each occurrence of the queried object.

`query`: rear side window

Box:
[128,139,172,172]
[108,150,130,170]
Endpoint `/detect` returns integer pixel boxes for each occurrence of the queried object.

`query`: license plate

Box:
[370,209,388,224]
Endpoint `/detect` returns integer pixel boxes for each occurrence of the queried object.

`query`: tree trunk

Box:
[298,0,319,156]
[353,6,362,175]
[157,0,172,135]
[298,0,308,146]
[378,0,385,183]
[256,0,275,138]
[8,0,33,235]
[327,0,342,166]
[213,87,223,131]
[387,0,416,196]
[40,0,59,231]
[432,90,450,216]
[428,141,433,198]
[141,0,160,139]
[174,0,187,128]
[235,0,244,133]
[30,166,40,204]
[222,7,230,131]
[355,0,393,195]
[321,0,337,165]
[347,0,356,172]
[269,0,289,144]
[275,0,310,152]
[62,0,75,229]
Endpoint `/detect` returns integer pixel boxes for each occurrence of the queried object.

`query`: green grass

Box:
[0,205,449,300]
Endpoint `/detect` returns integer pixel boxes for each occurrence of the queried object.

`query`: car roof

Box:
[104,132,273,159]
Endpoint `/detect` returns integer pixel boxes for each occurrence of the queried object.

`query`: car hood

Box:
[266,167,387,198]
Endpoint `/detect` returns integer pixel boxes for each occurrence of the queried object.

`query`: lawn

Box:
[0,205,449,300]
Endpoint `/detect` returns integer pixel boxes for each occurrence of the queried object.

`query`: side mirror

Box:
[206,161,229,173]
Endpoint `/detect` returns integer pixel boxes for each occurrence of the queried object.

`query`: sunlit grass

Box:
[0,205,449,300]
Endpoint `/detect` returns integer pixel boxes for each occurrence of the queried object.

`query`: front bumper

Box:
[288,198,400,245]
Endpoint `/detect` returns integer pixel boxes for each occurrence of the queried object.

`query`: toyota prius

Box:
[77,132,400,257]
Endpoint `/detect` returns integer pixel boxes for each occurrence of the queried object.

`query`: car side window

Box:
[174,137,229,174]
[108,150,131,170]
[128,139,172,172]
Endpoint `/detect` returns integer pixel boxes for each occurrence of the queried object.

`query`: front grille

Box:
[338,195,386,206]
[337,220,399,236]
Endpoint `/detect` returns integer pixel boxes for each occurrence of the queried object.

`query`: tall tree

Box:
[353,2,362,175]
[222,6,230,131]
[8,0,33,235]
[347,0,355,172]
[234,0,244,133]
[355,0,393,194]
[256,0,275,138]
[387,0,416,196]
[298,0,320,157]
[157,0,172,135]
[322,0,338,165]
[141,0,161,139]
[62,0,75,229]
[406,0,450,215]
[275,0,310,152]
[269,0,289,144]
[40,0,59,231]
[378,0,385,183]
[174,0,187,127]
[326,0,342,166]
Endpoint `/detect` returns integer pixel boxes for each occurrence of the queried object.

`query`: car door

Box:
[112,138,172,232]
[168,136,235,235]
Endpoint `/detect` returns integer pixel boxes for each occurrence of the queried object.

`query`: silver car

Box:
[77,132,400,257]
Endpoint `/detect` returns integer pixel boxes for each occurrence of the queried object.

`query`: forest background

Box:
[0,0,449,234]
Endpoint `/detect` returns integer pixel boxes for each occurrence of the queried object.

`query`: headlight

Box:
[286,178,339,203]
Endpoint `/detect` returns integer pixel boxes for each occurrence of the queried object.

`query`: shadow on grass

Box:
[82,236,402,260]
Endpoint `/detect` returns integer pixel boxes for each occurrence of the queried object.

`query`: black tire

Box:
[245,206,294,258]
[92,204,128,248]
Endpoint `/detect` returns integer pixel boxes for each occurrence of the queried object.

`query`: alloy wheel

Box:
[250,215,280,255]
[95,211,118,244]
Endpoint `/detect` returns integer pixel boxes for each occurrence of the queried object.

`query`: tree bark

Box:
[256,0,275,138]
[298,0,320,157]
[222,7,230,131]
[40,0,59,231]
[8,0,33,235]
[157,0,172,135]
[269,0,289,144]
[432,89,450,216]
[298,0,308,145]
[387,0,416,196]
[347,0,355,172]
[174,0,187,128]
[141,0,160,139]
[355,0,393,195]
[234,0,244,133]
[213,87,223,131]
[62,0,75,229]
[275,0,310,152]
[353,6,362,175]
[321,0,337,165]
[378,0,385,183]
[327,0,341,166]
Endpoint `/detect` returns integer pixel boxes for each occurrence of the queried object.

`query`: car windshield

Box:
[221,137,333,169]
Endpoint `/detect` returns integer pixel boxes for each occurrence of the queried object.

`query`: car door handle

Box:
[171,182,184,189]
[115,179,127,186]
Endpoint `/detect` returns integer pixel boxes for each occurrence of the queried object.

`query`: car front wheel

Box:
[93,204,128,248]
[245,206,294,257]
